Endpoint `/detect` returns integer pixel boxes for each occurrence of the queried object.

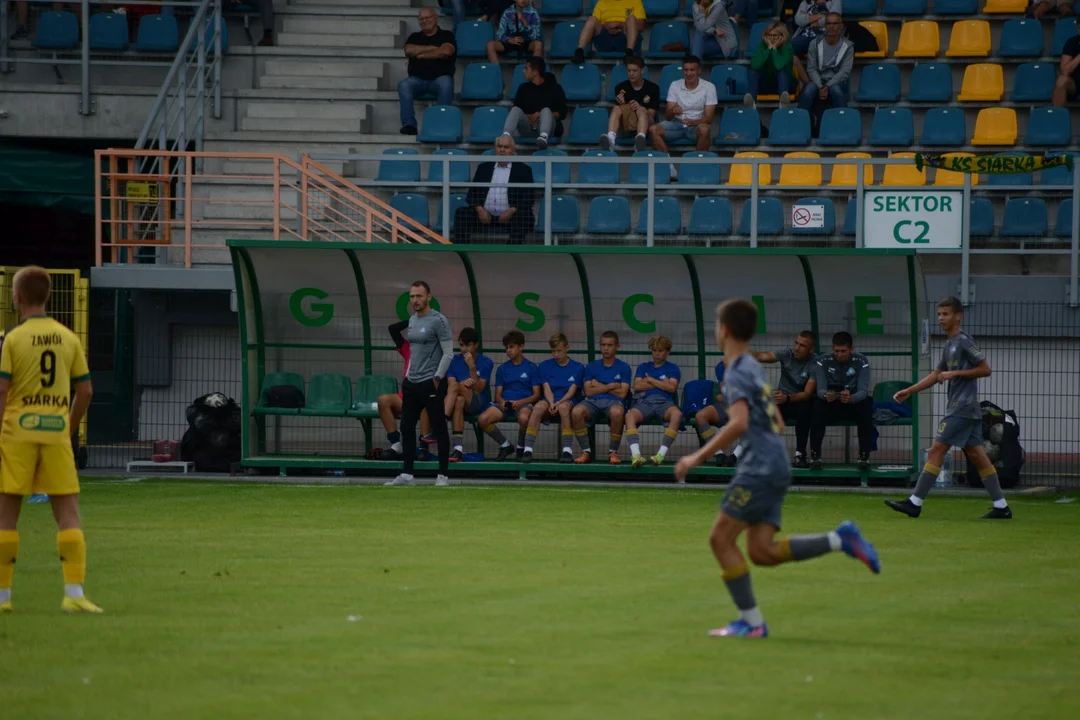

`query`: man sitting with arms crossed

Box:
[753,330,818,468]
[600,56,660,153]
[476,331,541,461]
[648,55,717,179]
[571,331,632,465]
[443,327,494,463]
[809,331,872,471]
[523,333,585,463]
[625,335,683,468]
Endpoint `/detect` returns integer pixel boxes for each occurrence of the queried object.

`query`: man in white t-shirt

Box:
[648,54,717,166]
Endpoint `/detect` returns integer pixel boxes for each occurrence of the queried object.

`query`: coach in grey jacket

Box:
[797,12,853,127]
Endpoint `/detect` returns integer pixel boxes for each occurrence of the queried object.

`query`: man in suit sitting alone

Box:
[453,136,536,245]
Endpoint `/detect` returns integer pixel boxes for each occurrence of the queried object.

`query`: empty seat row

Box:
[842,0,1029,14]
[893,18,1060,59]
[29,10,226,53]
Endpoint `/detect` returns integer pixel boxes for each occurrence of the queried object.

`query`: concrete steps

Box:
[264,59,387,79]
[281,17,402,36]
[275,32,398,48]
[258,75,380,91]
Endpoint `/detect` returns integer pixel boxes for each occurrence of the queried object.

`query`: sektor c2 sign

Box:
[863,191,963,249]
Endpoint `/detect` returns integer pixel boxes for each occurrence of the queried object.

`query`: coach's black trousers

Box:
[810,397,874,456]
[400,377,450,475]
[779,400,812,455]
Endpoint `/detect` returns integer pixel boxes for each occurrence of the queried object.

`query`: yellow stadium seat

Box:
[882,152,926,187]
[946,20,991,57]
[971,107,1018,146]
[727,151,772,186]
[779,152,822,186]
[983,0,1027,12]
[894,21,939,58]
[957,63,1003,101]
[857,21,888,58]
[933,152,979,186]
[828,152,874,187]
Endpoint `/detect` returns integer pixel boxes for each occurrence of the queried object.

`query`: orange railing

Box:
[95,149,449,267]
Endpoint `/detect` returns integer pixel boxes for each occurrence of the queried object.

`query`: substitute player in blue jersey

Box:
[625,335,683,467]
[523,333,585,463]
[476,331,541,461]
[675,299,880,638]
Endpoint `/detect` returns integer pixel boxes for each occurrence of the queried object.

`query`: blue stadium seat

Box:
[427,149,470,184]
[541,0,582,14]
[855,64,901,102]
[842,0,877,15]
[644,0,680,17]
[531,149,572,185]
[551,21,587,58]
[717,107,761,146]
[510,64,528,98]
[459,63,502,101]
[679,151,721,186]
[606,63,651,102]
[1054,199,1073,237]
[584,0,598,12]
[586,196,632,233]
[658,63,684,102]
[868,108,914,147]
[1025,107,1072,146]
[738,197,784,236]
[688,196,734,235]
[536,195,581,233]
[32,11,78,49]
[433,194,468,234]
[440,0,480,15]
[89,13,129,51]
[1000,198,1048,238]
[466,105,509,143]
[647,22,690,59]
[791,197,836,236]
[628,151,671,185]
[636,197,682,235]
[906,64,952,102]
[1041,153,1077,185]
[882,0,927,13]
[747,21,770,52]
[1052,17,1075,56]
[417,105,463,143]
[919,107,967,146]
[135,15,180,52]
[969,198,995,237]
[390,193,430,230]
[565,107,608,144]
[842,200,858,236]
[767,108,811,146]
[377,148,421,183]
[818,108,862,146]
[456,22,493,57]
[578,150,620,184]
[933,0,977,12]
[988,153,1032,186]
[711,64,748,101]
[1010,63,1054,103]
[561,63,602,101]
[998,19,1043,57]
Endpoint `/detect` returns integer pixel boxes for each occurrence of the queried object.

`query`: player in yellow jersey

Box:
[0,267,101,614]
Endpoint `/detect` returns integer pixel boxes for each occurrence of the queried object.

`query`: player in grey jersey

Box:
[675,299,880,639]
[886,297,1012,519]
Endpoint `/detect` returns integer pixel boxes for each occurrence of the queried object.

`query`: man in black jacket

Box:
[453,136,536,244]
[501,57,566,150]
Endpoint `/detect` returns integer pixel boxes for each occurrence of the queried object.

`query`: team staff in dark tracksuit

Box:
[808,331,873,471]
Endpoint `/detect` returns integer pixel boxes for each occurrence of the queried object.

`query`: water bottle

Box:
[936,453,954,488]
[726,77,737,96]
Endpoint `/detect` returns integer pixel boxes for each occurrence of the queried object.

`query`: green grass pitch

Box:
[1,481,1078,720]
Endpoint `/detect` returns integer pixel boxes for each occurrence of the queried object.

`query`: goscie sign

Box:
[863,191,962,248]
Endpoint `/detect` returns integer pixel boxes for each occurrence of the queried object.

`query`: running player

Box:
[625,335,683,468]
[0,267,101,613]
[674,299,879,638]
[523,333,585,463]
[885,297,1012,520]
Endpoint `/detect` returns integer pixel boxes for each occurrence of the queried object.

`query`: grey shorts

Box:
[720,474,789,530]
[488,401,533,422]
[632,395,676,424]
[581,396,624,424]
[935,415,983,448]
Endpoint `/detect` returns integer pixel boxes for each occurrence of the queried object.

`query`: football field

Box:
[1,481,1078,720]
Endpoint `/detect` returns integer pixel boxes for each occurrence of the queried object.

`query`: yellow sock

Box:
[0,530,17,591]
[57,528,86,587]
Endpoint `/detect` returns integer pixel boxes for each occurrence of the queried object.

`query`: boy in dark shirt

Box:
[600,56,660,152]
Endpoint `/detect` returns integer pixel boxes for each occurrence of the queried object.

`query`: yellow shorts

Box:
[0,442,80,496]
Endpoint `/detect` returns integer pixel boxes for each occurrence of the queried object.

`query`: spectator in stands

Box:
[648,55,717,179]
[522,333,586,463]
[476,330,541,461]
[444,327,495,463]
[1053,15,1080,107]
[744,20,804,108]
[378,319,431,461]
[454,136,536,244]
[791,0,839,56]
[752,330,818,468]
[692,0,738,61]
[398,8,457,136]
[809,331,873,472]
[1032,0,1073,19]
[797,13,852,132]
[503,56,566,149]
[9,2,29,40]
[572,0,647,63]
[486,0,543,63]
[600,56,660,151]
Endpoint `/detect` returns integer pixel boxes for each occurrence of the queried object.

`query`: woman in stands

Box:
[692,0,738,61]
[744,20,806,109]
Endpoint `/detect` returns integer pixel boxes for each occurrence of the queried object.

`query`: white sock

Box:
[714,448,724,456]
[0,588,10,603]
[733,444,744,459]
[657,445,670,458]
[635,132,646,142]
[501,441,512,448]
[539,132,548,141]
[740,606,765,627]
[454,444,463,452]
[399,473,414,481]
[827,531,842,551]
[993,498,1008,509]
[669,163,678,177]
[390,442,403,453]
[908,495,924,507]
[523,448,533,454]
[607,131,617,145]
[65,584,84,600]
[630,442,641,456]
[562,445,572,454]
